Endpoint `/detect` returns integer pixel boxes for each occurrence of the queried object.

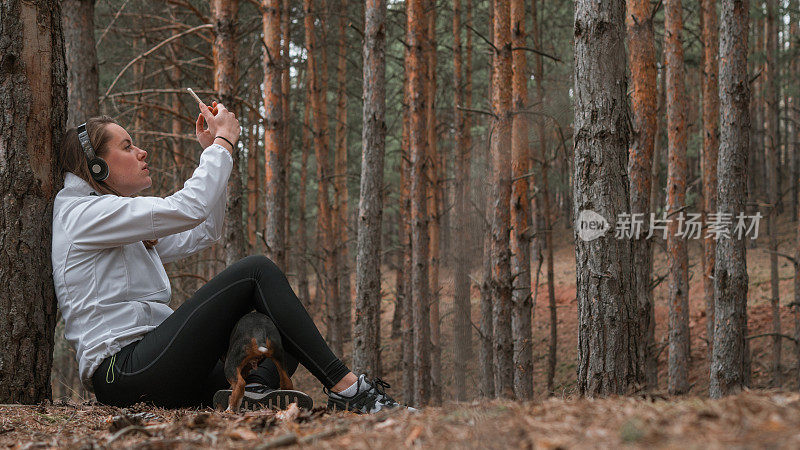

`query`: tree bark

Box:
[530,0,556,395]
[304,0,339,354]
[574,0,642,396]
[213,0,245,265]
[247,107,260,249]
[425,0,442,406]
[665,0,690,395]
[353,0,386,377]
[452,0,474,402]
[334,11,351,345]
[407,0,431,406]
[710,0,750,399]
[62,0,98,128]
[480,222,495,398]
[626,0,658,391]
[765,0,781,388]
[490,0,514,400]
[298,84,312,310]
[58,0,98,401]
[281,0,291,270]
[0,0,66,403]
[701,0,719,369]
[263,0,286,269]
[400,38,415,403]
[509,0,532,400]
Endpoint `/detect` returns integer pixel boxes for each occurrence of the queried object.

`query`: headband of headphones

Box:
[77,123,109,181]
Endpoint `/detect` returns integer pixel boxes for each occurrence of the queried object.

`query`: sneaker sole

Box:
[213,389,314,411]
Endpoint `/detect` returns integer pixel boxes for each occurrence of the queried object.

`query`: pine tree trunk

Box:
[213,0,245,265]
[298,87,312,310]
[665,0,690,395]
[574,0,642,396]
[510,0,532,400]
[480,226,495,398]
[701,0,719,370]
[425,0,442,406]
[263,0,286,269]
[792,2,799,223]
[400,45,415,401]
[62,0,98,128]
[353,0,386,378]
[765,0,781,388]
[304,0,339,354]
[710,0,750,399]
[453,0,474,403]
[490,0,514,400]
[626,0,658,391]
[247,108,260,249]
[0,0,66,403]
[281,0,291,269]
[407,0,431,406]
[334,12,351,345]
[59,0,98,401]
[530,0,556,395]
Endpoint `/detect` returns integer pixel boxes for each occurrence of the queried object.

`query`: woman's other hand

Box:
[196,101,240,153]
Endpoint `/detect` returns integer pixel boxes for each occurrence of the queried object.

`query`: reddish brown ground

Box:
[4,214,799,448]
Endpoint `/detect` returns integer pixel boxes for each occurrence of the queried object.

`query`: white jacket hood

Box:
[51,144,233,391]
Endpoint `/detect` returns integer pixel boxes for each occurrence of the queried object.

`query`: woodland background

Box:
[0,0,799,429]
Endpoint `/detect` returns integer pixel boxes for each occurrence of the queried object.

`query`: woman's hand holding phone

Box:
[193,95,241,153]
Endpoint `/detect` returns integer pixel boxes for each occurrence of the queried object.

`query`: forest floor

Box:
[5,213,800,448]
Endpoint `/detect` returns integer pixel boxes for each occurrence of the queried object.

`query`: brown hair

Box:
[59,116,158,249]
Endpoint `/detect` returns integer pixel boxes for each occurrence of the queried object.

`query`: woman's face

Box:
[102,123,151,196]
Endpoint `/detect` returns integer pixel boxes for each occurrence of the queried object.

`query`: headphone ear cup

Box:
[87,157,109,181]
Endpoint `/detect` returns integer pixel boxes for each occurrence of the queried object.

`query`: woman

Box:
[52,101,405,413]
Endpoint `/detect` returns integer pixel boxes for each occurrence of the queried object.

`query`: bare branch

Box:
[102,23,214,101]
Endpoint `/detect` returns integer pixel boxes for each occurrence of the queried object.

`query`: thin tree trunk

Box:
[510,0,532,400]
[62,0,98,128]
[281,0,291,270]
[407,0,431,406]
[353,0,386,377]
[530,0,555,395]
[480,222,495,398]
[334,11,351,344]
[490,0,514,400]
[574,0,642,396]
[665,0,690,395]
[701,0,719,370]
[304,0,339,354]
[299,83,312,310]
[795,138,800,388]
[426,0,442,406]
[0,0,65,403]
[765,0,781,388]
[59,0,98,401]
[248,108,260,249]
[792,0,799,223]
[213,0,245,265]
[626,0,658,391]
[263,0,286,268]
[452,0,474,402]
[710,0,750,399]
[400,39,415,402]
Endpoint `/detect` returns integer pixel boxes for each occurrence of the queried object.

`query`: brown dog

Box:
[223,312,293,412]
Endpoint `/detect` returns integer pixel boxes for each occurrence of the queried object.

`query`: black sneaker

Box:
[325,374,417,414]
[213,384,313,411]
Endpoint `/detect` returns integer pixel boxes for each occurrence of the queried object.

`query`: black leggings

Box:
[91,255,350,408]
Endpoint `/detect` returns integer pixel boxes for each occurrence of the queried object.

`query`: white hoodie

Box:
[51,144,233,391]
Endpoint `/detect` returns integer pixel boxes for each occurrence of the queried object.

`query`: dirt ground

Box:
[7,213,800,448]
[4,390,800,448]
